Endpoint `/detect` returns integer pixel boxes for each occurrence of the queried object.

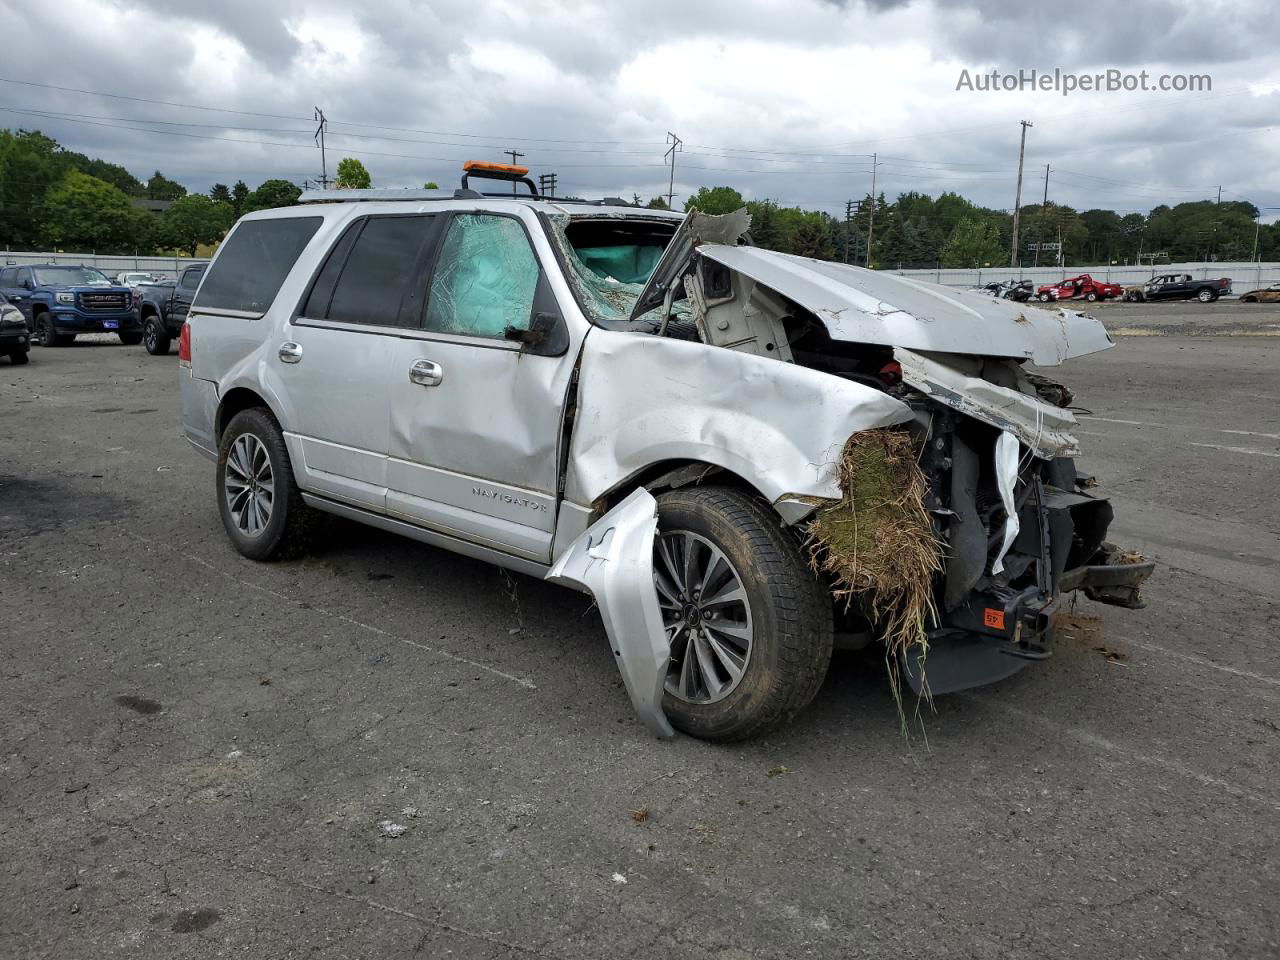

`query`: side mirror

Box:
[502,272,569,356]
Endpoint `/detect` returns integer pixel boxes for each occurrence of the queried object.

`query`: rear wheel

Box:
[143,316,170,355]
[1197,288,1217,303]
[1037,292,1051,302]
[653,486,832,742]
[216,408,313,561]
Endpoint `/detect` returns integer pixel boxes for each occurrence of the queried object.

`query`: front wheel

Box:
[1242,295,1258,303]
[9,349,29,365]
[36,315,58,347]
[216,408,314,561]
[653,486,833,741]
[118,331,143,345]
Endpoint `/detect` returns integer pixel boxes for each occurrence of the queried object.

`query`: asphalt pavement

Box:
[1,323,1277,959]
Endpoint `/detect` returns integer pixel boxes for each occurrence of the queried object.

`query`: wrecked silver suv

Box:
[179,168,1152,741]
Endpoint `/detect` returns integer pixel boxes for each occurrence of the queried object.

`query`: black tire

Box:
[216,408,313,561]
[1197,288,1217,303]
[119,332,143,346]
[1242,295,1257,303]
[9,349,29,365]
[1037,292,1050,302]
[654,486,833,742]
[1085,291,1098,302]
[143,316,170,355]
[35,314,58,347]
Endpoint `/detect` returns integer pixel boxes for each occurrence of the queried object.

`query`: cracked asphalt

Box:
[2,328,1278,959]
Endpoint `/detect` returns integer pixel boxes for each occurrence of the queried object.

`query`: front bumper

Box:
[903,545,1154,695]
[49,309,141,333]
[0,327,30,349]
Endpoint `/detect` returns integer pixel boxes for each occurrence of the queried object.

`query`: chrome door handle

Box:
[278,341,303,364]
[409,358,443,386]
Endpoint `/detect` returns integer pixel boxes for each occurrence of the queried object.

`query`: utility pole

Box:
[313,108,328,189]
[538,172,557,197]
[664,132,682,210]
[1033,163,1050,267]
[1216,185,1222,205]
[865,153,878,267]
[1010,120,1032,269]
[844,199,857,264]
[505,150,525,196]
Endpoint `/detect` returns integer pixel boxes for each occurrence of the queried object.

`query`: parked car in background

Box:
[0,264,140,346]
[1127,273,1232,303]
[979,279,1033,302]
[1236,282,1280,303]
[0,293,30,364]
[1035,274,1123,303]
[115,271,157,286]
[138,264,206,355]
[178,170,1152,741]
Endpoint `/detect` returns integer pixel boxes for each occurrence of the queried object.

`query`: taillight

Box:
[878,360,903,387]
[178,322,191,364]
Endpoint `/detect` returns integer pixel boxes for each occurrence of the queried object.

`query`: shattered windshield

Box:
[544,213,681,325]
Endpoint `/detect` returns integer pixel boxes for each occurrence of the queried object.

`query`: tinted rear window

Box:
[195,217,322,314]
[321,216,437,328]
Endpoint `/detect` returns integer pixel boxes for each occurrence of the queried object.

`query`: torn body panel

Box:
[545,488,674,739]
[563,330,914,510]
[896,348,1081,460]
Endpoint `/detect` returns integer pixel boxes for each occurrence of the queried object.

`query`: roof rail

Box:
[298,188,457,204]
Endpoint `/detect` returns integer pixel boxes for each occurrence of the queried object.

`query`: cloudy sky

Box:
[2,0,1277,219]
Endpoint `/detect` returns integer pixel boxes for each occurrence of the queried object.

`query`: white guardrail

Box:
[891,261,1280,290]
[2,250,208,275]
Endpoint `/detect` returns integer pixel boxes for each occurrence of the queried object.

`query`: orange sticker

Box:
[983,608,1006,630]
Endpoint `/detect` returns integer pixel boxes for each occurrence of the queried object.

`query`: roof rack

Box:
[298,188,461,204]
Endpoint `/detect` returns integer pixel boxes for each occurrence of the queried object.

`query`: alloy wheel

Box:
[654,530,754,704]
[223,433,274,536]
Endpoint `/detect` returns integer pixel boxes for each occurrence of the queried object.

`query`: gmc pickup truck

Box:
[1124,273,1232,303]
[0,264,141,346]
[137,263,206,355]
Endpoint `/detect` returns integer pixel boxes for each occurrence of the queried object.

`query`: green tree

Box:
[684,186,744,215]
[231,180,250,217]
[160,195,234,256]
[39,171,153,252]
[0,129,74,247]
[243,179,302,213]
[147,171,187,201]
[940,217,1004,268]
[645,196,669,210]
[335,157,371,189]
[209,183,232,205]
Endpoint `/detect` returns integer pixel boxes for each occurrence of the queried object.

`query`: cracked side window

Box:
[424,214,538,339]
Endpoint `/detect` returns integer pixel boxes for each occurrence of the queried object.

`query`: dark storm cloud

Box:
[0,0,1275,217]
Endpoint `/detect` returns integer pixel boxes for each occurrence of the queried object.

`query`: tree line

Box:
[3,126,1276,268]
[676,186,1280,269]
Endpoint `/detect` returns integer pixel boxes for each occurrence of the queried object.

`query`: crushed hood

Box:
[697,245,1113,366]
[629,209,1113,367]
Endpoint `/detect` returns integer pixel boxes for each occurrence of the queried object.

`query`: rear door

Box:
[382,210,578,563]
[283,213,443,511]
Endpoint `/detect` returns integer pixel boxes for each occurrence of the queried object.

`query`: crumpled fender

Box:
[565,331,914,507]
[545,488,674,739]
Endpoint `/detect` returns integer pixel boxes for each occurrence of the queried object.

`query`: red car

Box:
[1035,274,1123,303]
